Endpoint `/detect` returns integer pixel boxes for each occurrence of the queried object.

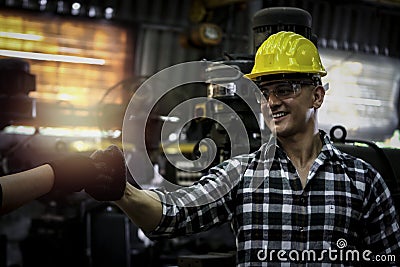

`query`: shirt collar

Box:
[272,130,344,162]
[318,130,344,162]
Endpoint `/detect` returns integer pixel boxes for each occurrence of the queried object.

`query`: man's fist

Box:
[86,145,127,201]
[48,145,127,201]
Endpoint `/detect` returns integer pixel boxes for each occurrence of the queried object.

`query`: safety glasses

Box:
[255,80,315,103]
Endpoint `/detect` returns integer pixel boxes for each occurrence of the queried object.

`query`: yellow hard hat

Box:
[245,31,327,80]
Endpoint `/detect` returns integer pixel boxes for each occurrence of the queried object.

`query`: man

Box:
[1,31,400,265]
[114,31,400,265]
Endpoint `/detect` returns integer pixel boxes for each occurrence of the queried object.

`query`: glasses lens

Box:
[257,81,307,102]
[274,83,295,98]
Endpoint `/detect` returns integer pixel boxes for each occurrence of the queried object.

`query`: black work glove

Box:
[48,145,126,201]
[86,145,127,201]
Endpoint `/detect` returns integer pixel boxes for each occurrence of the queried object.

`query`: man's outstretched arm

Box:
[0,164,54,215]
[115,183,162,232]
[0,145,128,215]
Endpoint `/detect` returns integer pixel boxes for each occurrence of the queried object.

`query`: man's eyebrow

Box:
[259,80,287,86]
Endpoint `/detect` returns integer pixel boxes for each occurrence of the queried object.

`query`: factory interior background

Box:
[1,0,400,266]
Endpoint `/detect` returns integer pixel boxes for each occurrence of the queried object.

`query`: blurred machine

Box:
[162,7,317,185]
[2,6,400,267]
[0,58,36,130]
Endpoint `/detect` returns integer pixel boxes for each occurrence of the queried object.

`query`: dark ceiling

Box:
[1,0,400,58]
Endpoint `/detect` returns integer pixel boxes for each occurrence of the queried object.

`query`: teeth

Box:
[272,112,287,118]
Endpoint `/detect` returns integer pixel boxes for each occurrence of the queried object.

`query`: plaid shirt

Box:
[147,131,400,266]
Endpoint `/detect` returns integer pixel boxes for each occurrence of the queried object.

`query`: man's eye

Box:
[276,87,292,95]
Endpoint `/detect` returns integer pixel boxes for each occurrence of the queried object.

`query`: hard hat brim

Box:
[244,69,327,80]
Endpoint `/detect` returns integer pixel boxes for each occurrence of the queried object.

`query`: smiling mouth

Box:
[272,112,288,119]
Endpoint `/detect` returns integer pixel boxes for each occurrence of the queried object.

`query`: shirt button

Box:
[300,197,306,204]
[299,227,306,232]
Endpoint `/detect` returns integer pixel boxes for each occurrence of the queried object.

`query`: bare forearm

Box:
[114,182,162,232]
[0,164,54,215]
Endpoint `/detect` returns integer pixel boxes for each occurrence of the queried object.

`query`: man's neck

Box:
[278,130,322,188]
[278,130,322,169]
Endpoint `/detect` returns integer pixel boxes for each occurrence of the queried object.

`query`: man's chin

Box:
[274,127,293,138]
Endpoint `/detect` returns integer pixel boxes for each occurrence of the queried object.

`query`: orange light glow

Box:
[0,11,133,110]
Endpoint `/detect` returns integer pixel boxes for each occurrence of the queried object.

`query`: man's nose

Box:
[268,93,282,107]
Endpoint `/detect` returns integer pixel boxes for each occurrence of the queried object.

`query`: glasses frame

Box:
[255,80,316,103]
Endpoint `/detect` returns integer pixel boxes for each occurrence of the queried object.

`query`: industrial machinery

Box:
[161,7,317,186]
[0,58,36,130]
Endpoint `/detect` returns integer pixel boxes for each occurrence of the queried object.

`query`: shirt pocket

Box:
[319,198,362,249]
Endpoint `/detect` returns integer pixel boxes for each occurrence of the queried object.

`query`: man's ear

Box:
[312,85,325,109]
